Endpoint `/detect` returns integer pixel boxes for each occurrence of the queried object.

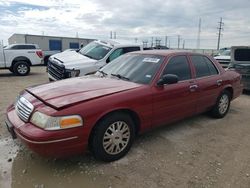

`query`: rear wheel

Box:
[13,61,30,76]
[91,113,135,162]
[210,90,231,118]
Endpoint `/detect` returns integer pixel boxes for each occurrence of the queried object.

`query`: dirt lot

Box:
[0,66,250,188]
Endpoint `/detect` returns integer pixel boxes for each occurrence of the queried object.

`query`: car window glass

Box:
[108,48,124,62]
[123,47,140,53]
[191,55,211,78]
[99,54,164,84]
[79,42,112,60]
[203,56,218,75]
[162,55,191,81]
[235,49,250,61]
[11,45,35,49]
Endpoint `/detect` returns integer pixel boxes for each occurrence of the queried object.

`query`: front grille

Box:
[15,96,34,122]
[47,59,66,80]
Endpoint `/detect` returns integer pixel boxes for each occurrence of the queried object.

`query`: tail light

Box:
[36,50,43,58]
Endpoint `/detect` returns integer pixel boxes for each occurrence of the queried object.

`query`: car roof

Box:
[130,50,206,57]
[96,40,141,48]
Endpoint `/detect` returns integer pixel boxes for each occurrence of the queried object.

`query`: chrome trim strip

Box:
[15,131,78,144]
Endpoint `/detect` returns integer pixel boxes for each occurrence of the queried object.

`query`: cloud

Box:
[0,0,250,49]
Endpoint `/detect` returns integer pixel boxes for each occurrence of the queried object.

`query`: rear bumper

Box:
[5,106,88,158]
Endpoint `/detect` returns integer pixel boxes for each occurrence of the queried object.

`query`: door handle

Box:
[189,84,198,92]
[217,80,222,86]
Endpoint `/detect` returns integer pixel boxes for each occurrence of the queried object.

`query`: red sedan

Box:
[5,51,243,161]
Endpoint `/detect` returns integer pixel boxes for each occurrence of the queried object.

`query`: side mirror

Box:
[157,74,179,86]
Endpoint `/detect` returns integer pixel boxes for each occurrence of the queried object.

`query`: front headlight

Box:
[66,69,80,77]
[30,111,83,130]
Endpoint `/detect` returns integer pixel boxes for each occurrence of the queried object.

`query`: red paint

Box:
[6,51,243,157]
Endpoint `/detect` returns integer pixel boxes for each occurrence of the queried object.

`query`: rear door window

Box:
[191,55,218,78]
[11,45,36,49]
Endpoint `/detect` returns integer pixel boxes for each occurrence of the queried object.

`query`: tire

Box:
[91,113,135,162]
[210,90,231,118]
[13,61,30,76]
[44,56,49,66]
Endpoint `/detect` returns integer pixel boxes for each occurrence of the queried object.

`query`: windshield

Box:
[95,54,164,84]
[79,42,112,60]
[220,50,231,56]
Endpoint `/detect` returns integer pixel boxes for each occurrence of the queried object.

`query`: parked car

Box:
[43,50,61,66]
[47,40,142,81]
[214,49,231,68]
[5,51,242,161]
[0,43,43,75]
[228,46,250,90]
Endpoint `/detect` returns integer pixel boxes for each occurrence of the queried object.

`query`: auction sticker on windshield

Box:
[142,58,160,63]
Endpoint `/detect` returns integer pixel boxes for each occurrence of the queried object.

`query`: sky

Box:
[0,0,250,49]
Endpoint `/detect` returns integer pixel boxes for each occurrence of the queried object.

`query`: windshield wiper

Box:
[98,70,107,77]
[111,73,130,81]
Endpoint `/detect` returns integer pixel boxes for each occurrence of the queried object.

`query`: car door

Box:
[152,55,198,127]
[189,55,222,113]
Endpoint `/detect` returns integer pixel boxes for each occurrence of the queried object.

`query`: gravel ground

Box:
[0,66,250,188]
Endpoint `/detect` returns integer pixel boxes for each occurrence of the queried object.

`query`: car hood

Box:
[26,77,142,109]
[51,50,97,68]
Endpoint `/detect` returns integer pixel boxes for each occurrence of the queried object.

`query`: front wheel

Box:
[13,61,30,76]
[210,90,231,118]
[91,113,135,162]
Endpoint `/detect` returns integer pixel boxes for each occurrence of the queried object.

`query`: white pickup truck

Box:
[47,40,142,80]
[0,43,44,76]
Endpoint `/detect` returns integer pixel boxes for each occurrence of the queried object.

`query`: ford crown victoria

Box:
[5,51,243,161]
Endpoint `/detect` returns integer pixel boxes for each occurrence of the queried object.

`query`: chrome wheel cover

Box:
[17,64,28,74]
[218,94,229,114]
[103,121,130,155]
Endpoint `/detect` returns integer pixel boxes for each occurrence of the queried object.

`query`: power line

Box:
[217,17,224,50]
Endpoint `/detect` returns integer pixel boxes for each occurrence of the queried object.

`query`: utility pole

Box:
[142,40,148,48]
[177,35,181,49]
[110,31,113,39]
[114,32,116,39]
[155,38,161,47]
[183,40,185,49]
[197,18,201,49]
[217,17,224,50]
[151,37,154,47]
[165,36,168,47]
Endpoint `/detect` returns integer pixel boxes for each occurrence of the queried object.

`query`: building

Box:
[8,34,95,51]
